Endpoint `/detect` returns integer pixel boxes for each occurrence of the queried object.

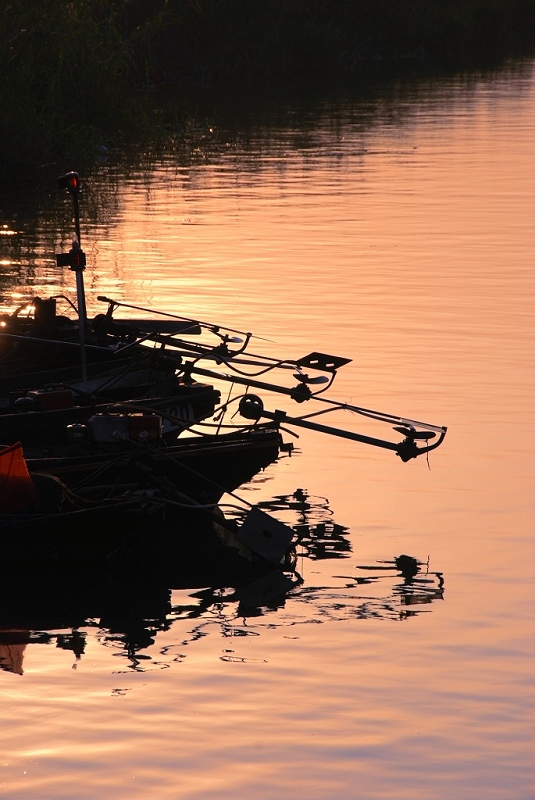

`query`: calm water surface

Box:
[0,61,533,799]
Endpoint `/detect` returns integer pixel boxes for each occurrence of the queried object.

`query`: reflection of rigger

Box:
[161,403,194,432]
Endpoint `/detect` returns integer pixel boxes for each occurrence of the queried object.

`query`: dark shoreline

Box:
[1,1,534,184]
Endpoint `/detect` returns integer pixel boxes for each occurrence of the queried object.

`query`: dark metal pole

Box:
[57,172,87,382]
[241,403,401,453]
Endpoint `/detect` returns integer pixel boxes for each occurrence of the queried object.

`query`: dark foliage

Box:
[1,0,533,181]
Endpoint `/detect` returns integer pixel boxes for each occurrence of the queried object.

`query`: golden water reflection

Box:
[0,61,533,800]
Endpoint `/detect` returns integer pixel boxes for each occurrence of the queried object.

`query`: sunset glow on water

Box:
[0,61,533,799]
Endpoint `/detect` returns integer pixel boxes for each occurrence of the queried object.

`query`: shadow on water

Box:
[257,488,353,561]
[291,556,445,625]
[0,490,444,676]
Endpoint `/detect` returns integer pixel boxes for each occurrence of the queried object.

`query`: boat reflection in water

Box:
[257,488,353,561]
[250,489,445,622]
[0,490,444,676]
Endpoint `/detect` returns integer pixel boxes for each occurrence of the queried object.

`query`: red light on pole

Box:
[57,171,80,194]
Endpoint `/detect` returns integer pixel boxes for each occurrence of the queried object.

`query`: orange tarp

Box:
[0,442,37,513]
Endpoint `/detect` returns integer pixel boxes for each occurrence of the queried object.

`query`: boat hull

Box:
[26,428,282,503]
[0,428,283,565]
